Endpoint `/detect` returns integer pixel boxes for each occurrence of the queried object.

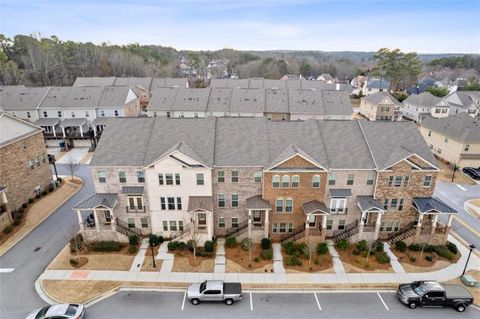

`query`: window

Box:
[441,108,448,113]
[423,175,433,187]
[198,213,207,226]
[170,221,177,231]
[98,171,106,183]
[85,111,89,117]
[166,111,171,118]
[366,174,374,185]
[217,171,225,183]
[388,176,394,187]
[383,199,389,210]
[435,109,441,114]
[28,160,34,170]
[26,111,31,118]
[158,174,164,185]
[291,175,300,188]
[141,218,148,228]
[437,148,442,154]
[254,171,262,183]
[390,198,398,210]
[43,111,48,118]
[168,197,175,210]
[346,174,354,185]
[428,130,432,136]
[165,173,174,185]
[398,199,404,211]
[35,155,41,167]
[308,214,316,227]
[71,111,75,118]
[272,223,278,233]
[231,171,239,182]
[218,217,225,228]
[118,171,126,183]
[328,174,335,186]
[137,171,145,183]
[196,173,204,185]
[231,193,239,208]
[127,218,135,228]
[465,144,470,151]
[326,220,333,230]
[312,175,321,188]
[403,175,409,187]
[114,110,119,117]
[444,137,448,143]
[179,221,184,231]
[330,198,346,214]
[218,193,225,207]
[163,221,168,231]
[180,112,184,118]
[136,197,143,209]
[279,223,287,233]
[176,197,182,210]
[338,220,345,230]
[282,175,290,188]
[160,198,166,210]
[394,176,402,187]
[275,198,283,212]
[175,173,181,185]
[267,114,273,121]
[58,111,63,117]
[285,199,293,212]
[272,175,280,188]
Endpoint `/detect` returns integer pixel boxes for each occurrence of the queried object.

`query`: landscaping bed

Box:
[336,240,393,272]
[169,240,216,272]
[225,237,273,272]
[141,244,162,271]
[282,242,333,273]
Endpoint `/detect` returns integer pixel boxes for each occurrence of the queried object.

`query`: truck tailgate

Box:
[444,284,473,299]
[224,283,242,295]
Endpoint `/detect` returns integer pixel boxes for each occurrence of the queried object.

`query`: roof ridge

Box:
[141,118,157,166]
[357,120,378,170]
[264,117,271,165]
[212,117,218,167]
[313,119,330,168]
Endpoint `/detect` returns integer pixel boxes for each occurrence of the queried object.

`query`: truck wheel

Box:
[408,301,418,309]
[191,298,200,305]
[455,304,466,312]
[225,299,234,306]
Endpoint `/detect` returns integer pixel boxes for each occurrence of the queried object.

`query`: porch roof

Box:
[246,195,271,210]
[329,188,352,197]
[121,186,144,195]
[357,195,384,212]
[188,196,213,212]
[34,118,62,127]
[302,200,329,215]
[61,118,87,127]
[412,197,457,214]
[92,117,115,126]
[74,193,117,210]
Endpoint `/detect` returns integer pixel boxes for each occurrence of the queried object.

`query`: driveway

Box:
[0,164,94,319]
[56,147,89,164]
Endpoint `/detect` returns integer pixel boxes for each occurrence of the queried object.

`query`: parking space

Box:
[251,293,320,318]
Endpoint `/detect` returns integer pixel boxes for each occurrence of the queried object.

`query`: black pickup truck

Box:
[397,281,474,312]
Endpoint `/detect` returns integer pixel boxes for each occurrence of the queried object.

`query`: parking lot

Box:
[85,290,480,319]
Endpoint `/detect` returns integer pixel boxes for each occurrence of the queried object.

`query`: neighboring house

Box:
[317,73,335,84]
[362,78,390,96]
[442,91,480,117]
[0,112,52,231]
[280,74,300,81]
[406,77,438,95]
[74,117,455,246]
[0,86,50,122]
[359,92,402,121]
[210,78,350,91]
[419,113,480,167]
[402,92,443,122]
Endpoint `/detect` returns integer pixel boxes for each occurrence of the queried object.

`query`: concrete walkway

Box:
[129,239,149,272]
[56,147,89,164]
[384,242,406,273]
[214,238,226,273]
[326,240,346,274]
[272,243,285,274]
[155,242,174,273]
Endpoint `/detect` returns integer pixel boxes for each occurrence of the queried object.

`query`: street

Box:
[86,290,480,319]
[0,164,95,319]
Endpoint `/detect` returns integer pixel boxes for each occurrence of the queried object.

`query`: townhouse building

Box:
[401,92,443,122]
[359,92,402,121]
[74,117,456,246]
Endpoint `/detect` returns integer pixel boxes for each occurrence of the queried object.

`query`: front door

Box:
[253,210,261,226]
[103,210,112,224]
[198,213,206,227]
[308,215,316,227]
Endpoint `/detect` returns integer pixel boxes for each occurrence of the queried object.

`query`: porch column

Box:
[0,191,7,204]
[430,214,439,236]
[264,210,269,239]
[110,209,115,231]
[247,210,252,240]
[415,214,424,241]
[447,214,454,227]
[79,125,84,137]
[305,215,310,239]
[444,214,454,243]
[77,210,84,232]
[207,212,213,241]
[94,127,97,137]
[61,126,66,138]
[374,212,382,240]
[52,125,56,137]
[321,214,327,242]
[358,210,366,240]
[93,210,100,232]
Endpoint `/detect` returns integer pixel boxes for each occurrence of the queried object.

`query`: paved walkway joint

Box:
[129,239,149,272]
[272,243,285,274]
[384,242,406,274]
[326,240,346,274]
[214,238,226,273]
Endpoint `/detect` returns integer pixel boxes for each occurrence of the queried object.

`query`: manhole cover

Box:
[33,247,41,252]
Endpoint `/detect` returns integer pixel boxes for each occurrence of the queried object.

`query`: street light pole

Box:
[149,237,156,268]
[451,162,457,183]
[461,244,475,276]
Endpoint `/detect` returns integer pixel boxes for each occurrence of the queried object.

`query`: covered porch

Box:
[187,196,214,245]
[245,195,271,240]
[357,195,385,241]
[60,118,91,139]
[412,197,457,244]
[34,118,63,138]
[302,200,329,241]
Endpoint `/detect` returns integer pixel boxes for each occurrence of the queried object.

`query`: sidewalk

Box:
[0,177,82,257]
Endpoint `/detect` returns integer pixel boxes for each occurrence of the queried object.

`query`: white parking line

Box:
[456,184,467,191]
[0,268,14,273]
[314,293,322,311]
[181,291,186,311]
[377,292,389,311]
[250,292,253,311]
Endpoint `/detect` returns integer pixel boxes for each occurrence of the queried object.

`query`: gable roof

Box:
[421,113,480,143]
[231,88,265,114]
[403,92,442,107]
[61,86,104,109]
[73,77,115,86]
[0,86,50,111]
[97,86,134,108]
[366,78,390,89]
[74,193,117,209]
[267,144,324,170]
[362,91,401,106]
[0,112,43,147]
[113,77,152,90]
[38,87,71,109]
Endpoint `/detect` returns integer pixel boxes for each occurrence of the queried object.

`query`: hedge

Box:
[225,236,236,248]
[92,241,123,252]
[261,238,272,250]
[316,243,328,255]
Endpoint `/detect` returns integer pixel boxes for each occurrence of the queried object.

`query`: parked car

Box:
[26,304,85,319]
[397,281,474,312]
[462,167,480,180]
[187,280,242,305]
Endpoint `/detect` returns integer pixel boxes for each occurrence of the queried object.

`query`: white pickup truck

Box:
[187,280,242,305]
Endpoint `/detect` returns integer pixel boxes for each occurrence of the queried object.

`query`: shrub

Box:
[92,241,123,252]
[409,257,416,263]
[57,177,63,182]
[374,241,384,252]
[261,249,273,260]
[69,258,79,266]
[316,243,328,255]
[303,248,310,260]
[127,245,138,254]
[240,238,252,251]
[434,245,454,260]
[17,207,24,214]
[48,183,55,192]
[12,220,21,226]
[283,242,295,255]
[28,198,34,203]
[425,255,433,262]
[254,257,260,263]
[446,242,458,255]
[14,213,23,221]
[423,244,435,253]
[284,255,300,266]
[356,240,368,252]
[408,244,422,252]
[376,251,390,264]
[167,241,179,251]
[225,236,237,248]
[35,193,40,199]
[22,203,28,209]
[352,249,360,256]
[314,257,319,265]
[337,239,349,251]
[148,234,163,246]
[41,190,47,196]
[186,240,194,252]
[395,241,407,253]
[364,262,371,269]
[69,233,84,253]
[129,235,139,246]
[261,238,272,250]
[204,240,214,253]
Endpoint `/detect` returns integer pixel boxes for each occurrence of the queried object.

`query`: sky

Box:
[1,0,479,53]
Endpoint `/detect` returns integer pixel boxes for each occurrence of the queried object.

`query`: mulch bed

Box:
[283,252,333,272]
[172,249,215,267]
[225,244,272,270]
[337,246,392,272]
[392,248,460,268]
[70,256,89,268]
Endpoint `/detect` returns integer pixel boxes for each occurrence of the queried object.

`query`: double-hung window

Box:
[175,173,181,185]
[231,193,239,208]
[390,198,398,210]
[217,171,225,183]
[254,171,262,183]
[423,175,433,187]
[118,171,126,183]
[231,171,239,182]
[346,174,354,186]
[312,175,320,188]
[388,176,394,187]
[272,175,280,188]
[282,175,290,188]
[176,197,182,210]
[275,199,283,212]
[196,173,204,185]
[160,198,166,210]
[398,199,404,211]
[218,193,225,208]
[137,171,145,183]
[291,176,300,188]
[98,171,107,183]
[158,174,164,185]
[328,174,335,186]
[165,174,173,185]
[167,197,175,210]
[403,175,409,187]
[330,198,346,214]
[394,176,402,187]
[285,199,293,212]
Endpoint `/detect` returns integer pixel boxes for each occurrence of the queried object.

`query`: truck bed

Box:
[444,284,472,299]
[224,283,242,295]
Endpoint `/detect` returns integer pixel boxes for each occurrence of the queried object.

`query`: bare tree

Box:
[186,216,202,260]
[66,225,83,264]
[65,155,79,181]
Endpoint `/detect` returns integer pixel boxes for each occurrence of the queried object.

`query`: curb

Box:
[35,279,63,305]
[0,176,84,257]
[463,199,480,219]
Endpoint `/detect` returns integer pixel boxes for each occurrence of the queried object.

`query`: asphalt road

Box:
[0,164,95,319]
[434,181,480,249]
[86,290,480,319]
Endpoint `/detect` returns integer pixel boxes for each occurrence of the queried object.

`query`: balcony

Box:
[125,205,147,213]
[330,207,348,215]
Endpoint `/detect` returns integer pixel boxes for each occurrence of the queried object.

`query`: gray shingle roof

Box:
[113,77,152,90]
[246,195,271,210]
[366,78,390,89]
[61,118,87,127]
[121,186,144,194]
[38,87,70,109]
[149,78,188,90]
[73,77,116,86]
[61,86,104,109]
[412,197,457,214]
[0,86,50,111]
[302,200,329,215]
[149,87,179,111]
[321,90,353,117]
[188,196,213,212]
[97,86,133,108]
[231,88,265,114]
[34,118,61,126]
[362,91,401,106]
[74,193,117,209]
[403,92,441,107]
[173,88,210,112]
[421,113,480,143]
[265,88,288,113]
[288,89,325,114]
[329,189,352,197]
[206,88,232,113]
[357,195,384,212]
